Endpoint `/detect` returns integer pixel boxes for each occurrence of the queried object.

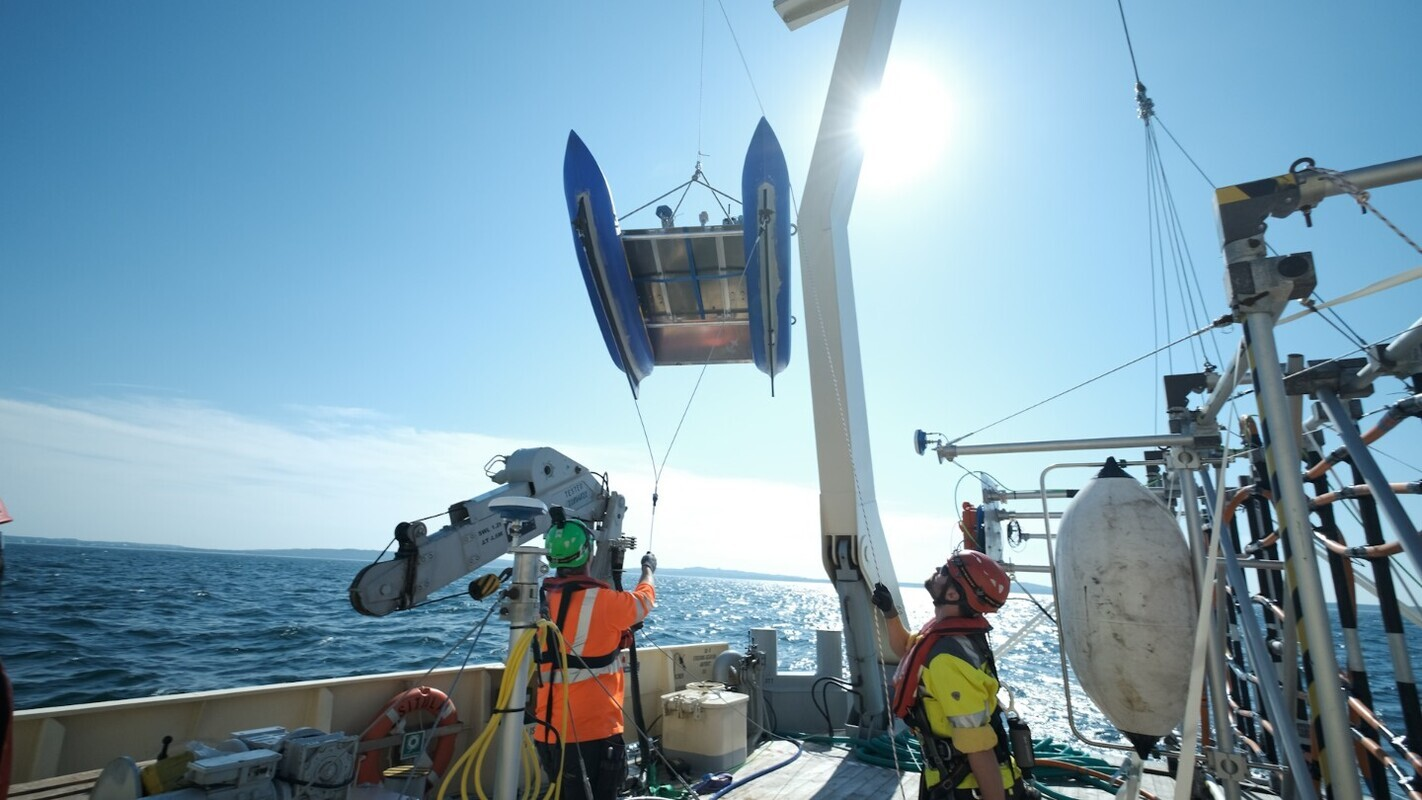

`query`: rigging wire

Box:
[1113,0,1143,86]
[629,353,717,553]
[619,0,780,549]
[715,0,767,119]
[798,166,902,765]
[1144,127,1171,383]
[626,0,770,229]
[1273,322,1422,390]
[1314,166,1422,258]
[1152,115,1215,188]
[1306,292,1373,351]
[1120,0,1227,431]
[616,169,739,225]
[948,319,1229,445]
[1145,111,1223,371]
[1114,8,1422,785]
[1279,266,1422,325]
[697,0,707,161]
[1153,132,1221,364]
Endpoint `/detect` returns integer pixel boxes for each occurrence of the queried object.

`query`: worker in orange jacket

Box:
[534,515,656,800]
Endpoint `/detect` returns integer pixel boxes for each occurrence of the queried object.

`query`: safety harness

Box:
[535,576,625,738]
[537,575,627,673]
[892,616,1017,798]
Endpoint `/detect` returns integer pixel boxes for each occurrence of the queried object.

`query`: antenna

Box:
[488,496,549,522]
[913,429,944,456]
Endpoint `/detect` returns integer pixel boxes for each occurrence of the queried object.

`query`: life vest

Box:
[533,573,655,744]
[537,576,626,672]
[890,615,992,720]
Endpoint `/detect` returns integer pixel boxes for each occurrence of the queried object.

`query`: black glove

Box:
[871,582,898,618]
[640,552,657,572]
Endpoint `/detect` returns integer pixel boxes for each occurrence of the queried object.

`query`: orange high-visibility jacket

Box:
[535,575,656,744]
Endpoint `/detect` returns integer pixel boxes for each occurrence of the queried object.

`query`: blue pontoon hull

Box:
[563,118,793,393]
[742,117,792,378]
[563,130,654,397]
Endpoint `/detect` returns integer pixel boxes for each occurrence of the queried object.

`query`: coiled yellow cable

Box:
[435,619,575,800]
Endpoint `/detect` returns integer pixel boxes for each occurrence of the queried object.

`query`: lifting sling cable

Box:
[622,0,784,548]
[617,166,739,227]
[620,0,766,229]
[629,352,716,553]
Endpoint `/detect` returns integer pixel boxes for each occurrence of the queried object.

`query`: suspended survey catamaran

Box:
[563,117,793,396]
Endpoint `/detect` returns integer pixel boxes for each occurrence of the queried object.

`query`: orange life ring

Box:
[357,685,461,791]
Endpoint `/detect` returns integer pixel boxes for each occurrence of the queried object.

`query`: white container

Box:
[660,682,749,774]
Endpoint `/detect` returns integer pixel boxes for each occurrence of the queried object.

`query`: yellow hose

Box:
[435,620,575,800]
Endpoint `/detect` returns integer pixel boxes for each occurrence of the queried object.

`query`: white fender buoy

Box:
[1055,457,1197,756]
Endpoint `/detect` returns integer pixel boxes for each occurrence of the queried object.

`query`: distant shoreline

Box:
[3,535,824,584]
[5,535,1057,592]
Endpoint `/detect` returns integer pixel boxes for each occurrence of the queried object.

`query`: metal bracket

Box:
[1205,748,1250,784]
[1226,252,1316,315]
[1167,448,1201,470]
[1282,357,1373,399]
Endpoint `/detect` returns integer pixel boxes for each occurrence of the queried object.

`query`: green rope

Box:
[1030,737,1124,792]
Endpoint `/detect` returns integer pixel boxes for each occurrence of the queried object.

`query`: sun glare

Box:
[856,61,953,187]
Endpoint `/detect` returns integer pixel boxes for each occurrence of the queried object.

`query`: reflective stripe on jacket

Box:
[914,632,1021,791]
[535,576,656,744]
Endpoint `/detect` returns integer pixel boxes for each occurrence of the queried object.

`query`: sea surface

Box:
[2,542,1418,761]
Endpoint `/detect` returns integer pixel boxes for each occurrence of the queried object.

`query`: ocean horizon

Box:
[4,539,1415,769]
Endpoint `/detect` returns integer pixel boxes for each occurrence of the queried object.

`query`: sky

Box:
[2,1,1421,590]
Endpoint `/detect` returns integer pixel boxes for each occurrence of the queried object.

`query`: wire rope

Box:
[1306,292,1372,351]
[697,0,707,161]
[1153,127,1223,366]
[629,355,716,553]
[1117,1,1231,441]
[714,0,766,119]
[1314,167,1422,258]
[1153,114,1215,189]
[1278,266,1422,325]
[1141,97,1227,385]
[1113,0,1143,85]
[948,319,1228,445]
[801,195,905,777]
[617,171,740,225]
[1145,128,1166,417]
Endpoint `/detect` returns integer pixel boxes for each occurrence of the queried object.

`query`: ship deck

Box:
[723,739,921,798]
[722,739,1179,800]
[9,740,1185,800]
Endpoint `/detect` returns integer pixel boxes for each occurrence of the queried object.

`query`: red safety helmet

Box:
[944,551,1010,614]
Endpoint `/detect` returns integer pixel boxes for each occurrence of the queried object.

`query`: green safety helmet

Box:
[545,519,593,569]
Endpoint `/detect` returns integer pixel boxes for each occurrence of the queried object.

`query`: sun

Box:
[855,60,954,187]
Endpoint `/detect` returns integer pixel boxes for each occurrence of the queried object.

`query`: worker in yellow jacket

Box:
[875,551,1028,800]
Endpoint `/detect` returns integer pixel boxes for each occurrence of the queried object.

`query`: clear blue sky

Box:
[3,1,1420,584]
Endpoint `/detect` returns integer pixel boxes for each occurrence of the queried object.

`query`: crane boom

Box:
[349,447,627,617]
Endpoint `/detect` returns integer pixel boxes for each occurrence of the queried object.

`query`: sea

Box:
[2,541,1419,765]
